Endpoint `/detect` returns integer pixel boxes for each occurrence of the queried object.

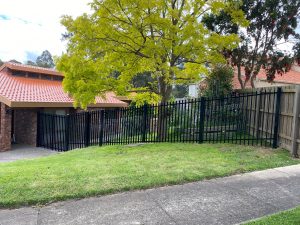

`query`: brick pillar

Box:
[0,103,12,151]
[14,109,38,146]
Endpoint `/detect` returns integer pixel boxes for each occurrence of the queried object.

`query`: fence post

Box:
[255,90,261,138]
[291,85,300,157]
[64,114,70,151]
[272,87,282,148]
[99,110,105,146]
[198,97,206,143]
[142,104,148,142]
[84,111,91,147]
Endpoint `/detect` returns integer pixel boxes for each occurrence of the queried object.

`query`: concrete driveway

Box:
[0,145,58,163]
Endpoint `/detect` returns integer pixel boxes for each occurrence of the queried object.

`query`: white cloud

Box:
[0,0,91,62]
[276,42,295,55]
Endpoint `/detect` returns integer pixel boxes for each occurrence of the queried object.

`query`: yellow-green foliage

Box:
[131,92,161,107]
[57,0,248,108]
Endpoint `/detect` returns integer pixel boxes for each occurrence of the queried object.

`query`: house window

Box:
[53,76,63,81]
[41,74,52,80]
[44,109,67,115]
[55,110,67,116]
[12,70,26,77]
[27,72,39,79]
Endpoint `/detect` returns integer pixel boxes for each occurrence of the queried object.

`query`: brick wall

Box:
[0,103,12,151]
[14,109,38,146]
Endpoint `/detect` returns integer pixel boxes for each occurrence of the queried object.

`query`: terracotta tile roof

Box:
[256,69,300,85]
[233,67,300,89]
[0,65,127,108]
[0,62,63,77]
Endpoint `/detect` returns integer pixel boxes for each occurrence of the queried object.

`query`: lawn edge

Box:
[240,205,300,225]
[1,163,299,210]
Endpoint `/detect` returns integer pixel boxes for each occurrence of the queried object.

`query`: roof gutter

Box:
[9,101,128,108]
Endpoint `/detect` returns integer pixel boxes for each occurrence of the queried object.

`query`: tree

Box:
[25,50,55,68]
[36,50,55,68]
[57,0,248,109]
[25,60,37,66]
[0,59,3,67]
[172,85,189,98]
[9,59,22,64]
[203,64,234,97]
[293,42,300,65]
[131,72,155,91]
[203,0,300,88]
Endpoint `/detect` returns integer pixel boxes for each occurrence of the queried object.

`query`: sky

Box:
[0,1,299,63]
[0,0,91,63]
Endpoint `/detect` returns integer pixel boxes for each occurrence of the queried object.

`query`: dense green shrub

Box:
[204,64,234,97]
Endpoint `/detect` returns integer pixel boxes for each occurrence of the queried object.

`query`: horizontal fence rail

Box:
[37,88,281,151]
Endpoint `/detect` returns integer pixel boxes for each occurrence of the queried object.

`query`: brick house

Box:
[0,62,127,151]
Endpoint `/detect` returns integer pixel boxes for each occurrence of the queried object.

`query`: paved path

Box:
[1,165,300,225]
[0,145,57,163]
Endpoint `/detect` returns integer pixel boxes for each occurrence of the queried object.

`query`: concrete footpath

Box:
[1,165,300,225]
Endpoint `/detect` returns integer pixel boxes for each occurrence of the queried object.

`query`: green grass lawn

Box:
[0,143,298,208]
[244,206,300,225]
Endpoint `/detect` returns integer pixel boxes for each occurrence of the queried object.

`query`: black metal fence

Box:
[37,88,282,151]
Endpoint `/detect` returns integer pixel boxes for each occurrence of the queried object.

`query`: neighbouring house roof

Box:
[233,66,300,89]
[0,63,128,108]
[256,69,300,85]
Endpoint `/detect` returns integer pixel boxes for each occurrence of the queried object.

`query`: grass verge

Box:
[0,143,298,208]
[244,206,300,225]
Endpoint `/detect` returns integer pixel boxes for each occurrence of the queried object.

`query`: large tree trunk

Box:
[237,65,245,89]
[157,77,172,141]
[250,66,261,88]
[250,74,256,88]
[157,104,168,141]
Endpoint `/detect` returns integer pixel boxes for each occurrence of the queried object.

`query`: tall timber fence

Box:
[267,85,300,157]
[37,88,282,152]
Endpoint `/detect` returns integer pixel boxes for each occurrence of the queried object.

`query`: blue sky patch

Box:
[26,51,38,62]
[0,14,10,20]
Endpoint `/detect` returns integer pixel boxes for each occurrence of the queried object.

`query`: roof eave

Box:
[9,101,128,108]
[258,79,300,85]
[3,63,64,77]
[0,95,12,107]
